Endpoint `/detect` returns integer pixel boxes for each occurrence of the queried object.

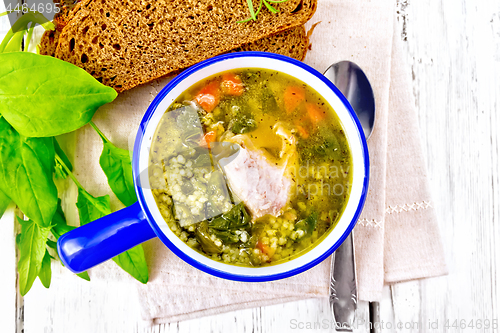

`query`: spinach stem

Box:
[0,11,15,17]
[24,22,35,52]
[89,121,109,143]
[55,154,84,191]
[0,12,54,53]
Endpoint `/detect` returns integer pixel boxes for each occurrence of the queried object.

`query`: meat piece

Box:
[223,147,291,218]
[222,124,298,219]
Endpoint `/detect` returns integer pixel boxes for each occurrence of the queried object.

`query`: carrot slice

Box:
[284,86,305,114]
[256,241,275,258]
[296,125,309,139]
[221,73,244,96]
[195,81,220,112]
[306,103,326,124]
[200,131,217,148]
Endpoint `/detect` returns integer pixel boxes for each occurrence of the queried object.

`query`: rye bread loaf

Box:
[45,0,316,92]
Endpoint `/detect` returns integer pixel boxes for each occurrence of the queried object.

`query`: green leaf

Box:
[76,271,91,281]
[208,203,250,244]
[100,141,136,206]
[0,11,54,53]
[53,138,72,179]
[75,188,148,283]
[46,239,57,249]
[38,249,52,288]
[0,52,117,137]
[0,188,11,219]
[209,203,251,230]
[112,246,149,284]
[17,217,51,296]
[50,199,75,238]
[210,229,240,244]
[0,118,57,227]
[76,189,111,225]
[24,22,36,52]
[294,211,319,237]
[263,0,279,14]
[49,200,91,281]
[90,123,136,206]
[196,221,222,254]
[238,0,285,23]
[4,30,25,53]
[245,0,257,20]
[231,114,257,134]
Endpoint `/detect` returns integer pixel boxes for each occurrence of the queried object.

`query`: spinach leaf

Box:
[76,188,148,283]
[46,239,57,249]
[76,271,91,281]
[0,52,117,137]
[0,188,11,219]
[210,229,240,244]
[231,115,258,134]
[195,221,222,254]
[49,237,90,281]
[50,199,73,239]
[0,11,54,53]
[38,249,52,288]
[294,211,319,237]
[208,203,251,245]
[53,138,72,179]
[113,246,149,284]
[262,87,278,112]
[17,217,51,296]
[209,203,251,230]
[89,122,137,207]
[0,117,57,227]
[4,30,25,53]
[49,199,91,281]
[76,189,112,225]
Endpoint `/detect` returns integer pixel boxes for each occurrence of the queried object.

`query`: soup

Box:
[149,69,352,266]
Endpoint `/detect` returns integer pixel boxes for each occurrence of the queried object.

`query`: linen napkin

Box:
[63,0,447,324]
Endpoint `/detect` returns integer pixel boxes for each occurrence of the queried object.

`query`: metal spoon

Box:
[323,61,375,332]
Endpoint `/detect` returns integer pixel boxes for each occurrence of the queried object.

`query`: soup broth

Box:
[149,69,352,266]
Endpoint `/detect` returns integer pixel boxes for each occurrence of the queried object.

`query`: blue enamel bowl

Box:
[58,52,369,282]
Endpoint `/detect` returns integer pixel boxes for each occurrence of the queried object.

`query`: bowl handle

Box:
[57,201,156,273]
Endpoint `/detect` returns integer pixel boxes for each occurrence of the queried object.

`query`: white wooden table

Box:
[1,0,500,331]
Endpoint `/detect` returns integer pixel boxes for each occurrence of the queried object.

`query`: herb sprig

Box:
[238,0,290,23]
[0,11,149,294]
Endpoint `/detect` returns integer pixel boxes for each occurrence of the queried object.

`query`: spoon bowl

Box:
[324,61,376,139]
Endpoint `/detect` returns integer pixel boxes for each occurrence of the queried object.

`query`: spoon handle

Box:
[329,232,357,332]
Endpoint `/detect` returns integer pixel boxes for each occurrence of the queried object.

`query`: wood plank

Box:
[391,282,420,333]
[0,204,18,333]
[1,4,23,333]
[24,274,145,333]
[379,286,396,333]
[392,0,500,332]
[151,299,370,333]
[156,307,260,333]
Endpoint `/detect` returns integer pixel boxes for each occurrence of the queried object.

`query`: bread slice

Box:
[41,25,309,61]
[234,25,309,61]
[46,0,316,92]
